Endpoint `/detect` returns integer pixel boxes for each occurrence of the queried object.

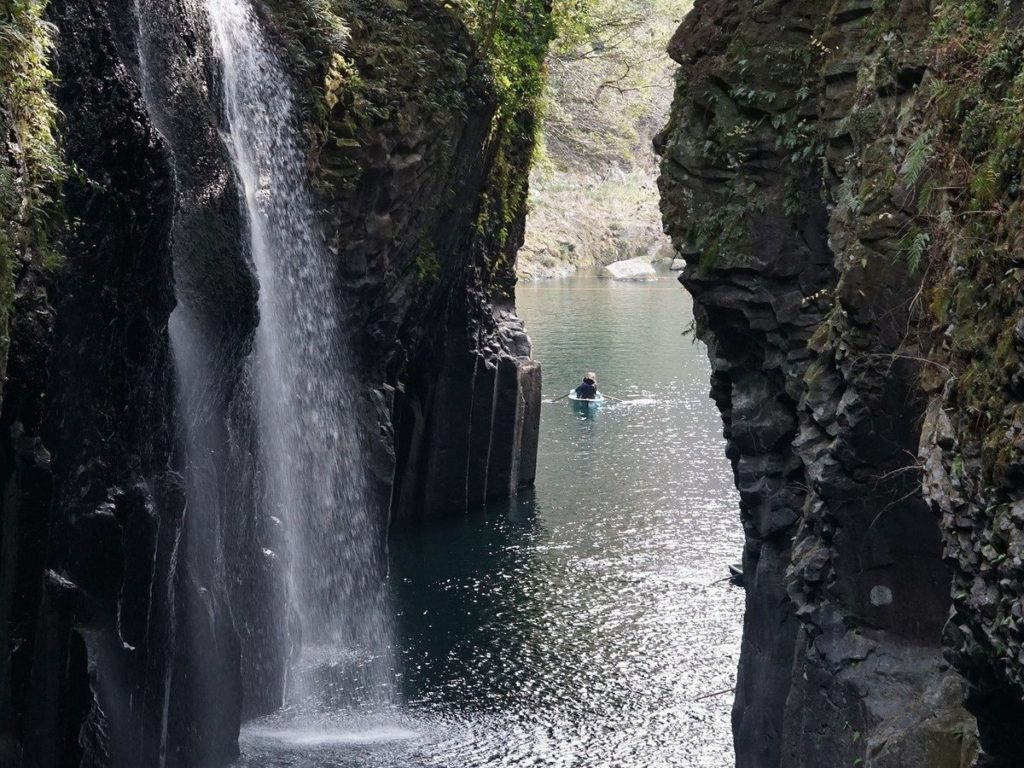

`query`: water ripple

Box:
[238,270,742,767]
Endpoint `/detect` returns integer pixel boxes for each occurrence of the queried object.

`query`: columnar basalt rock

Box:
[0,1,547,765]
[917,5,1024,762]
[658,0,985,765]
[658,2,836,762]
[258,0,546,520]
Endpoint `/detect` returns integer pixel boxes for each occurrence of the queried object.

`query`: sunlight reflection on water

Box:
[238,270,743,767]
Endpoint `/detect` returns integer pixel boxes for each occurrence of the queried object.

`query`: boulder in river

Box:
[600,258,658,281]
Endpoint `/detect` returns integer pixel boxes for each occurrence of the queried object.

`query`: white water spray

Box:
[205,0,395,708]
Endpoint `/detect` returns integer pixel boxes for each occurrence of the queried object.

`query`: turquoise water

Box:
[238,269,743,767]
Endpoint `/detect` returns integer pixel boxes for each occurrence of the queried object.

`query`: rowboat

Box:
[568,391,606,408]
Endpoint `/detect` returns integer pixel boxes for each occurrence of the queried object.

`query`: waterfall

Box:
[202,0,395,709]
[135,0,394,729]
[132,0,399,753]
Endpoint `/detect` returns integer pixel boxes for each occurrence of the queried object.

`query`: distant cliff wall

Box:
[659,0,1024,765]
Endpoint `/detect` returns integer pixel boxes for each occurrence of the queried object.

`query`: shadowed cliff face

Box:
[299,2,547,519]
[0,1,546,765]
[657,0,992,765]
[5,1,190,765]
[251,0,547,519]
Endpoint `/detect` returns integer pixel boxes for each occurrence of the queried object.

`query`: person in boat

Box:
[575,372,598,400]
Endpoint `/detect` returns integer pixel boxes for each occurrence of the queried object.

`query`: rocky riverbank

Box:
[516,0,685,282]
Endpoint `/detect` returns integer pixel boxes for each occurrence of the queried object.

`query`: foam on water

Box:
[245,725,420,747]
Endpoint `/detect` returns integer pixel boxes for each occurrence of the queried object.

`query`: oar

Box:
[551,392,572,402]
[601,393,625,402]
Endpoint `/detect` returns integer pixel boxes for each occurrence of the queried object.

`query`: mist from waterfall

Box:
[203,0,395,709]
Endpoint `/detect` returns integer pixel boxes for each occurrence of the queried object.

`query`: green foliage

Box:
[539,0,688,170]
[0,0,64,395]
[664,4,832,277]
[924,0,1024,440]
[774,115,822,164]
[448,0,554,120]
[694,204,744,272]
[836,176,862,215]
[519,0,688,277]
[453,0,555,278]
[415,236,441,281]
[899,230,930,273]
[687,179,766,273]
[901,129,934,187]
[266,1,480,203]
[1,0,62,249]
[265,0,554,283]
[548,0,687,57]
[259,0,348,71]
[968,155,999,207]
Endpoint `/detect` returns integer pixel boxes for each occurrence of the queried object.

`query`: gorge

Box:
[2,0,543,764]
[5,0,1024,766]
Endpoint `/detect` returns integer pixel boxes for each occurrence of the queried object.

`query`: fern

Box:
[902,129,934,187]
[969,156,1000,206]
[900,230,930,273]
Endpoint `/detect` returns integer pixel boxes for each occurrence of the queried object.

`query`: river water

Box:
[238,269,743,767]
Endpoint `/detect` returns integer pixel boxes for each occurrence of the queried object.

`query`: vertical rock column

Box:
[6,0,188,764]
[659,0,975,765]
[288,1,549,523]
[487,352,541,499]
[657,2,835,762]
[413,315,541,517]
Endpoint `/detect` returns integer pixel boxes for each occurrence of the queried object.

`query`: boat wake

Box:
[615,397,657,407]
[544,395,659,405]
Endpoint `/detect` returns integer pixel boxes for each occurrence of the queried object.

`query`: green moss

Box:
[262,1,469,185]
[0,0,64,400]
[916,0,1024,485]
[461,0,554,282]
[414,233,440,282]
[259,0,552,291]
[931,281,952,324]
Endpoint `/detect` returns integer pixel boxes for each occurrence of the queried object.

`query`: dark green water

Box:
[239,269,743,767]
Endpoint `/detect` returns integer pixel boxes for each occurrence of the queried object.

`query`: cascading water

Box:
[143,0,395,720]
[203,0,395,710]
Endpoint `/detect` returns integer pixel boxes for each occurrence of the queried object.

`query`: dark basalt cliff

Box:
[660,0,1024,765]
[0,0,545,765]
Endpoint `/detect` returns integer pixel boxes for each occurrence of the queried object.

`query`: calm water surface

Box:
[239,269,743,767]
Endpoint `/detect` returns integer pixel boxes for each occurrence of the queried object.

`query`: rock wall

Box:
[658,0,1024,765]
[0,0,546,765]
[918,5,1024,763]
[285,0,548,519]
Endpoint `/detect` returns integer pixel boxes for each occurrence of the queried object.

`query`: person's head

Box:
[584,372,597,385]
